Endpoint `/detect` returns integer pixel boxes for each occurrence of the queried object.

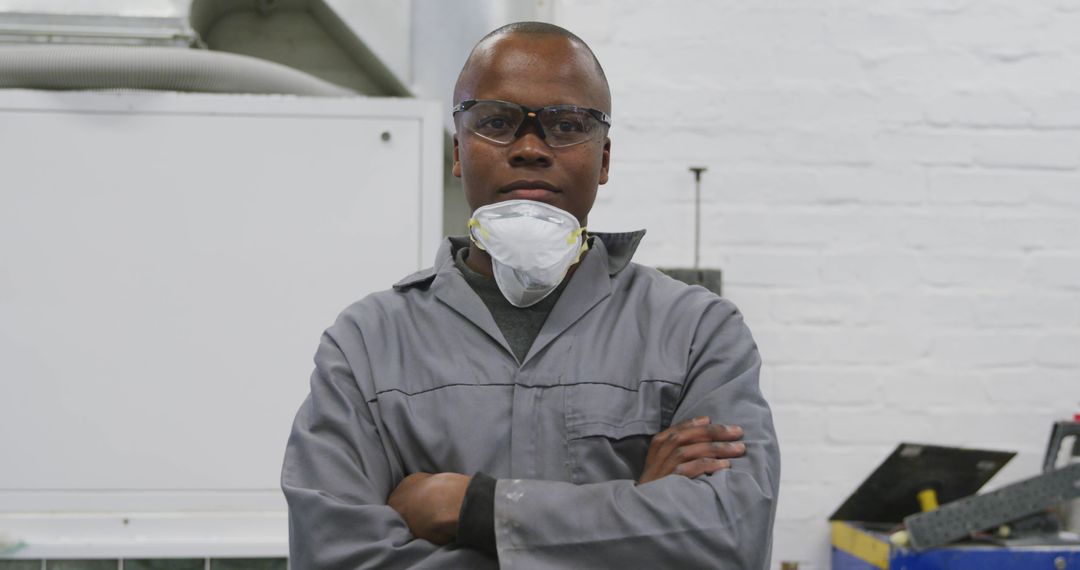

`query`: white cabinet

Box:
[0,90,443,557]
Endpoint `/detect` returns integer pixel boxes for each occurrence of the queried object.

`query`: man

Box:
[282,22,779,569]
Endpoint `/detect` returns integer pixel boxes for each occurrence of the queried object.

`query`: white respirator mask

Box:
[467,199,588,308]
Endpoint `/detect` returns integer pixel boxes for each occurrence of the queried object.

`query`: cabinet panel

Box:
[0,92,441,507]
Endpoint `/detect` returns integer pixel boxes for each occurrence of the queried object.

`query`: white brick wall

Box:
[554,1,1080,568]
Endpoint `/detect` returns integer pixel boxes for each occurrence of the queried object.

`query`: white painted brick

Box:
[869,292,919,327]
[991,216,1080,250]
[615,127,776,164]
[924,93,1032,127]
[703,209,818,248]
[711,167,824,206]
[974,292,1080,328]
[982,55,1080,92]
[769,49,866,86]
[752,327,828,366]
[827,408,939,444]
[704,208,892,250]
[772,131,876,167]
[1028,172,1080,209]
[1034,332,1080,367]
[920,0,977,15]
[920,292,979,326]
[775,484,830,520]
[1030,93,1080,128]
[929,411,1061,452]
[926,168,1030,205]
[706,89,911,132]
[974,132,1080,170]
[1028,255,1080,291]
[610,2,824,47]
[929,332,1037,368]
[861,51,988,93]
[901,210,1080,256]
[879,370,989,411]
[757,327,930,366]
[813,166,926,205]
[982,369,1080,408]
[836,329,933,365]
[868,291,1010,330]
[715,166,926,209]
[820,252,922,289]
[721,252,822,288]
[780,447,888,493]
[723,288,774,327]
[899,214,1018,252]
[1052,1,1080,15]
[922,7,1047,51]
[772,405,830,444]
[551,2,1080,567]
[614,86,727,127]
[824,10,931,52]
[772,519,832,570]
[920,253,1026,289]
[768,290,873,326]
[771,366,881,405]
[874,129,976,166]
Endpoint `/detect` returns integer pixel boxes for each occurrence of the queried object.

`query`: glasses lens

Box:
[461,101,524,144]
[539,107,604,147]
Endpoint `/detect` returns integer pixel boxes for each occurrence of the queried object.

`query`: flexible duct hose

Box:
[0,44,355,96]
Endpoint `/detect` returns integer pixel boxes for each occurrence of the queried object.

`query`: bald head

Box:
[453,21,611,114]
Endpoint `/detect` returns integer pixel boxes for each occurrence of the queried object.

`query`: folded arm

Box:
[489,300,779,569]
[281,325,496,570]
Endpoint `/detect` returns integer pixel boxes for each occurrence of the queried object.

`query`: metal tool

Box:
[903,462,1080,551]
[1044,420,1080,473]
[1045,418,1080,533]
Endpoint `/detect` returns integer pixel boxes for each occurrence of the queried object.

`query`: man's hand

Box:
[387,472,471,545]
[637,416,745,484]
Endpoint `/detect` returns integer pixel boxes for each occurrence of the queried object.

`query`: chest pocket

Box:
[564,381,676,484]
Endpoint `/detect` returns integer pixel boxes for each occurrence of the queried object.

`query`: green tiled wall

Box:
[0,561,42,570]
[124,560,204,570]
[210,560,286,570]
[47,562,119,570]
[0,560,287,570]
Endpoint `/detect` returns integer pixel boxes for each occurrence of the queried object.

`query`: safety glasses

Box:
[453,99,611,148]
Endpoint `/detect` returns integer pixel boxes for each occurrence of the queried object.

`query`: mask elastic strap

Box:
[566,227,586,245]
[572,228,589,264]
[466,218,490,251]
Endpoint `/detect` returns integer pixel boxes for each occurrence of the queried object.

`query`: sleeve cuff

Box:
[455,471,497,556]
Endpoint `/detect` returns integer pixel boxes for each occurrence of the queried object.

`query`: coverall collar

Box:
[392,230,647,292]
[392,230,647,365]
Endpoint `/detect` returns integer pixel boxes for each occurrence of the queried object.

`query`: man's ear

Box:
[452,135,462,178]
[598,136,611,185]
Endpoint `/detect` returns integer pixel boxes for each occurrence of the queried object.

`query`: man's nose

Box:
[508,130,554,167]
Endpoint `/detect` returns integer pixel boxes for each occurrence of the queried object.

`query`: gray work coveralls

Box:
[282,231,780,569]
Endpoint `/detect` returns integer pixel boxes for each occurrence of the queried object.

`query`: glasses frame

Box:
[452,99,612,148]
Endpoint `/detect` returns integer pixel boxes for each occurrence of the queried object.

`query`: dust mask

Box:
[468,200,588,307]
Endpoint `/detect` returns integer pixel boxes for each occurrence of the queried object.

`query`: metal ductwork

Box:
[0,44,354,95]
[188,0,409,97]
[0,0,413,97]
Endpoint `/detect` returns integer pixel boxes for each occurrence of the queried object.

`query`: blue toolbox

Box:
[831,520,1080,570]
[830,429,1080,570]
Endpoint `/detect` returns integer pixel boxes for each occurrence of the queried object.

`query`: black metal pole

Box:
[689,166,707,269]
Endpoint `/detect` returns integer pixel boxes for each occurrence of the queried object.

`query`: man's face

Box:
[452,34,611,227]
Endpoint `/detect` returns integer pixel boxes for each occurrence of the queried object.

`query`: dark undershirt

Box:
[452,245,569,557]
[453,245,569,362]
